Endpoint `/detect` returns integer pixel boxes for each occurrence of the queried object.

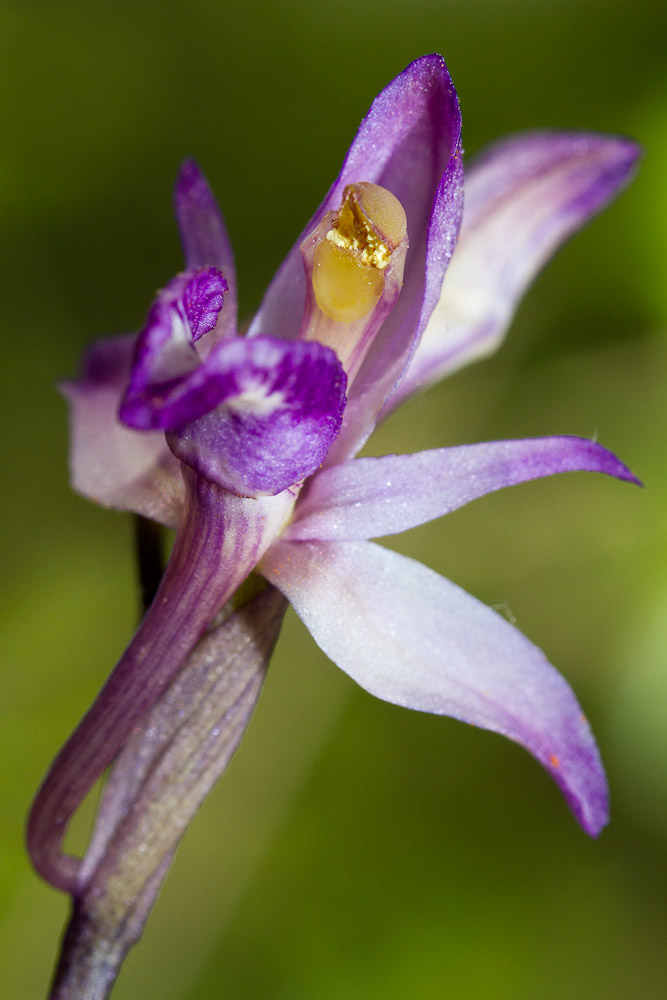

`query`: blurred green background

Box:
[2,1,666,997]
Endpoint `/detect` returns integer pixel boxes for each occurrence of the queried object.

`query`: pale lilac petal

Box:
[248,55,463,458]
[261,540,608,836]
[168,336,347,497]
[61,335,184,529]
[286,436,639,542]
[392,132,641,410]
[174,159,238,342]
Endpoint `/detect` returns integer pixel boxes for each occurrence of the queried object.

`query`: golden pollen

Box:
[312,183,407,323]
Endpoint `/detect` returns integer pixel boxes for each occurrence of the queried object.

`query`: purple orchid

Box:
[29,54,640,999]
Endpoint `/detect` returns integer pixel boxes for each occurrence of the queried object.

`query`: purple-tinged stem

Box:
[47,864,170,1000]
[47,584,287,1000]
[28,467,292,893]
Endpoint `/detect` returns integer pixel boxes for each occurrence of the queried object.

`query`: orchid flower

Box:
[29,54,640,1000]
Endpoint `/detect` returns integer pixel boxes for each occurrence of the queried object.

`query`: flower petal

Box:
[119,268,229,430]
[392,131,641,409]
[61,335,184,528]
[261,539,609,836]
[286,436,639,541]
[248,55,463,457]
[173,159,238,342]
[168,336,347,497]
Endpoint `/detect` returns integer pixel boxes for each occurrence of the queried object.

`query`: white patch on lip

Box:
[226,383,286,416]
[150,312,199,382]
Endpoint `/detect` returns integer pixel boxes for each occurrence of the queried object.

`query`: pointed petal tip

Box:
[406,51,457,85]
[572,437,642,487]
[173,158,218,223]
[600,133,643,170]
[512,434,642,489]
[174,157,206,197]
[547,741,610,838]
[391,52,462,135]
[587,132,643,199]
[570,788,610,839]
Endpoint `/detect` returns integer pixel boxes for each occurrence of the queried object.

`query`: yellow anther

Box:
[312,183,407,323]
[313,240,385,323]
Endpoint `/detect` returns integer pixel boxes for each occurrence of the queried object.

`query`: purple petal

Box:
[248,55,463,457]
[119,268,229,430]
[174,158,238,342]
[392,131,641,409]
[61,335,184,528]
[184,267,228,342]
[261,539,609,836]
[168,336,347,497]
[287,436,639,542]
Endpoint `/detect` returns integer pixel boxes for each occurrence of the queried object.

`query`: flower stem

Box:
[48,583,287,1000]
[48,902,137,1000]
[28,467,292,892]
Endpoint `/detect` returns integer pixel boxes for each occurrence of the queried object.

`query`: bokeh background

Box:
[2,1,666,997]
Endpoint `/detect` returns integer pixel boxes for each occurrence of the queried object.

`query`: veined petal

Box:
[168,336,347,497]
[173,159,238,344]
[61,335,184,529]
[286,436,639,542]
[392,131,641,409]
[249,55,463,458]
[261,539,609,836]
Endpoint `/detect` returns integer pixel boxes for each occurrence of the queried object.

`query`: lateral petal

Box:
[61,335,184,528]
[392,131,641,409]
[262,539,609,836]
[173,159,238,343]
[286,436,639,541]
